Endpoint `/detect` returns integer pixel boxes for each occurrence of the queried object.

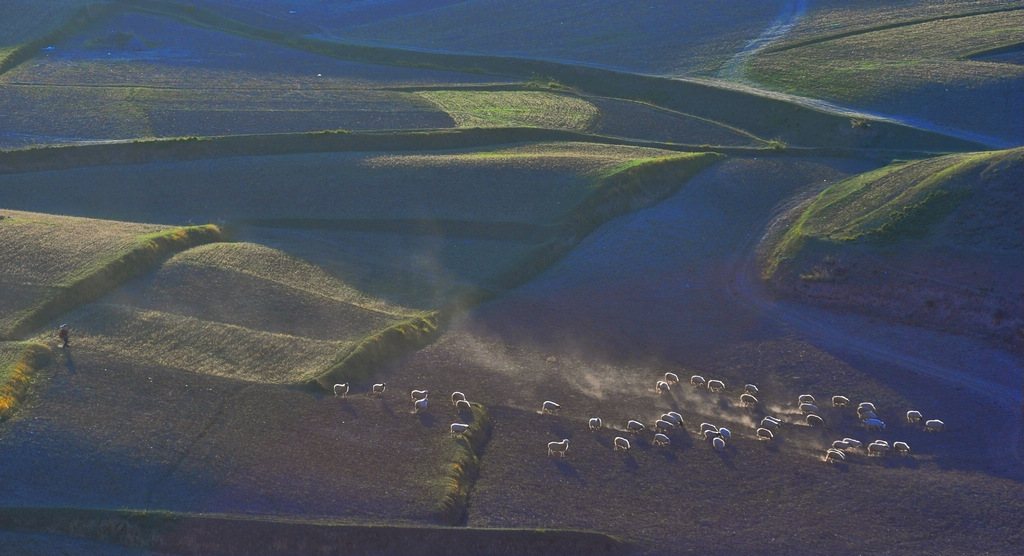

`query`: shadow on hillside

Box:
[63,351,77,375]
[417,411,436,428]
[553,459,584,483]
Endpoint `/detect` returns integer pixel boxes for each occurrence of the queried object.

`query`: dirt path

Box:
[716,0,809,82]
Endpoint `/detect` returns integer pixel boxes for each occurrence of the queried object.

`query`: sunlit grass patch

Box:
[417,90,600,130]
[0,341,51,420]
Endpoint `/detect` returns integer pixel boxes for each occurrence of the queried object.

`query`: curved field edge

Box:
[437,402,492,525]
[0,225,224,341]
[0,507,632,555]
[10,0,984,152]
[0,342,51,420]
[0,3,114,75]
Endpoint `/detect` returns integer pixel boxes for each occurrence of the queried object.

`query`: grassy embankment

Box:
[88,0,987,152]
[762,147,1023,348]
[0,214,224,341]
[0,1,104,74]
[0,342,51,420]
[0,506,630,556]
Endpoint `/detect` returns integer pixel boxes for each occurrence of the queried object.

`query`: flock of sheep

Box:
[332,369,945,467]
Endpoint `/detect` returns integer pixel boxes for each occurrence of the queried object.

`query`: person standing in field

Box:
[58,323,70,348]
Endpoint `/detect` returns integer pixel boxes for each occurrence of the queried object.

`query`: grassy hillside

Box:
[0,341,51,420]
[416,90,599,131]
[763,147,1024,350]
[748,8,1024,144]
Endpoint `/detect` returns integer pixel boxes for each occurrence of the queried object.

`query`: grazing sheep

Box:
[372,383,386,396]
[703,429,720,441]
[858,401,876,410]
[614,436,631,452]
[924,419,945,432]
[741,393,759,407]
[872,440,890,448]
[864,418,886,431]
[832,440,851,450]
[798,394,816,405]
[656,380,671,394]
[760,418,780,431]
[333,383,349,397]
[718,427,731,440]
[800,403,819,414]
[654,433,671,447]
[906,410,923,423]
[893,441,910,455]
[450,423,470,437]
[690,375,706,388]
[707,379,726,392]
[756,428,774,441]
[547,439,569,457]
[744,384,759,395]
[831,395,849,407]
[842,438,863,449]
[627,420,645,434]
[664,372,680,385]
[859,411,878,422]
[456,399,472,412]
[825,448,846,463]
[867,442,891,457]
[806,414,825,427]
[763,415,783,426]
[589,417,603,431]
[713,436,726,452]
[700,422,718,433]
[542,400,561,413]
[655,419,677,432]
[411,389,429,401]
[414,397,428,413]
[451,391,467,405]
[661,413,681,426]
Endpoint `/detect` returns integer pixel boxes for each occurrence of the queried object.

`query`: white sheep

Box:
[858,402,876,413]
[740,393,759,407]
[547,439,569,457]
[832,440,850,450]
[800,403,819,414]
[411,389,429,401]
[414,397,428,412]
[713,436,726,452]
[690,375,706,388]
[372,383,386,396]
[798,394,815,405]
[703,429,720,441]
[542,400,561,413]
[864,418,886,431]
[614,436,631,452]
[906,410,923,423]
[756,427,774,441]
[450,423,470,437]
[924,419,944,432]
[700,422,718,433]
[842,438,863,449]
[660,413,681,427]
[664,372,680,385]
[718,427,731,440]
[760,418,779,431]
[456,399,472,412]
[744,384,759,395]
[825,448,846,463]
[893,441,910,455]
[707,379,726,392]
[655,419,677,432]
[654,433,671,447]
[451,391,467,405]
[627,420,645,434]
[867,441,891,457]
[333,383,349,397]
[806,414,824,427]
[831,395,849,407]
[656,380,671,394]
[872,440,890,448]
[589,417,603,431]
[859,410,878,421]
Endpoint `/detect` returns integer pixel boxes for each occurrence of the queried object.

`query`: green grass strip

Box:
[0,3,115,76]
[0,506,633,555]
[1,225,224,341]
[436,402,492,525]
[0,342,51,420]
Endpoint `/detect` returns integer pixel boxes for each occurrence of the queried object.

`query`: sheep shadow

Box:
[617,451,639,471]
[416,411,437,428]
[333,398,359,418]
[716,448,736,470]
[374,398,397,418]
[553,459,585,483]
[656,446,677,463]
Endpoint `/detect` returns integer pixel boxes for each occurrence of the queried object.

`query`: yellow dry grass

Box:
[417,90,600,130]
[0,341,50,419]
